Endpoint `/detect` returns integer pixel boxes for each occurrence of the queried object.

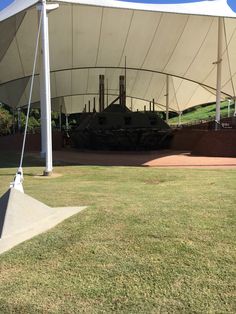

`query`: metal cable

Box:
[18,10,42,169]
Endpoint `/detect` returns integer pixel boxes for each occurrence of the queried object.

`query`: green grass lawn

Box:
[169,101,235,125]
[0,153,235,313]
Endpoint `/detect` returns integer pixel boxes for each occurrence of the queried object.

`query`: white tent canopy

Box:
[0,0,236,114]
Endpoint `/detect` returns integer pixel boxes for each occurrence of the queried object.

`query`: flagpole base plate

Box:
[43,170,53,177]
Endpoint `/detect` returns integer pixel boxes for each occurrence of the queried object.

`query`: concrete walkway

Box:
[50,149,236,168]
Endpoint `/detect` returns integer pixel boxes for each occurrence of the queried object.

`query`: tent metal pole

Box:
[228,99,231,118]
[39,3,46,158]
[65,114,69,131]
[166,75,169,123]
[12,108,15,134]
[59,105,62,131]
[17,108,21,133]
[215,17,223,130]
[40,65,46,158]
[38,0,58,175]
[178,111,182,126]
[41,0,52,175]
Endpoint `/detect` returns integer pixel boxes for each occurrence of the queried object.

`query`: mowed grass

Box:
[0,153,235,313]
[169,101,234,125]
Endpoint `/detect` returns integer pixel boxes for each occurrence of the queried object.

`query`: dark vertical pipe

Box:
[59,105,62,131]
[99,74,105,112]
[152,98,155,112]
[93,97,96,112]
[125,56,127,105]
[106,78,109,108]
[12,108,15,134]
[119,75,125,107]
[88,100,91,113]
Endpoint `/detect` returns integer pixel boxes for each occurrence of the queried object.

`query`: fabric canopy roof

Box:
[0,0,236,114]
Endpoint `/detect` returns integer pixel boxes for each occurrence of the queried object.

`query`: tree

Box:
[18,110,40,133]
[0,105,13,135]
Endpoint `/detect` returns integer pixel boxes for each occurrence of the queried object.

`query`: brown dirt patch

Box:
[33,173,62,179]
[48,149,236,169]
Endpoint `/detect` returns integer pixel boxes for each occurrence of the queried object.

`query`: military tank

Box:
[70,75,172,150]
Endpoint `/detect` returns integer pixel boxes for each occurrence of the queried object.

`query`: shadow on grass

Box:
[0,151,67,169]
[0,152,44,169]
[0,149,186,169]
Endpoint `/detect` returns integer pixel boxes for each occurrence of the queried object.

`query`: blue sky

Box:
[0,0,235,13]
[117,0,236,13]
[0,0,14,11]
[118,0,213,3]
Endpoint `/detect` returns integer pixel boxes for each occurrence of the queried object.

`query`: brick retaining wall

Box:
[0,131,63,152]
[170,129,236,157]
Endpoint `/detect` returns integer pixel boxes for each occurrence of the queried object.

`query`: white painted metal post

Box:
[40,63,46,158]
[228,99,231,118]
[41,0,52,175]
[37,0,58,175]
[215,17,223,130]
[178,111,182,126]
[166,75,169,123]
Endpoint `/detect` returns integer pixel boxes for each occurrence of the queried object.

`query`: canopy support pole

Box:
[12,108,15,134]
[40,67,46,158]
[65,114,69,131]
[215,17,223,130]
[59,105,62,131]
[228,99,231,118]
[178,111,182,126]
[166,75,169,124]
[38,0,58,175]
[17,108,21,133]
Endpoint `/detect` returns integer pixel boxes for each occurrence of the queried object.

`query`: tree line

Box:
[0,104,59,136]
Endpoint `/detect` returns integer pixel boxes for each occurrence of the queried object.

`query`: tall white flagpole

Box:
[37,0,58,175]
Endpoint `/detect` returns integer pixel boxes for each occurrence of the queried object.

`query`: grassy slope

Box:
[169,101,235,125]
[0,154,235,313]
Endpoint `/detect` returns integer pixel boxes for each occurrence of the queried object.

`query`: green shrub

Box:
[0,105,13,135]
